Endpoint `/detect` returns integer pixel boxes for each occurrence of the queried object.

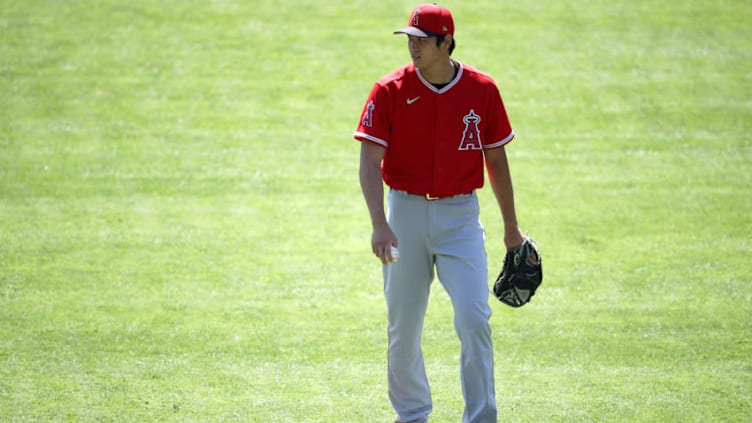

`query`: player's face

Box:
[407,35,443,69]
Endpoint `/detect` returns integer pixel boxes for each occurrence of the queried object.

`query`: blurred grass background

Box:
[1,1,750,421]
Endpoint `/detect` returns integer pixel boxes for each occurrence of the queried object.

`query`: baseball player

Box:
[354,4,526,423]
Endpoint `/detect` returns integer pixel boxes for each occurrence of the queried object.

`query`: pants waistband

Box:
[391,189,475,201]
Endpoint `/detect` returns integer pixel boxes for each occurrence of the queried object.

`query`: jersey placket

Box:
[432,90,451,195]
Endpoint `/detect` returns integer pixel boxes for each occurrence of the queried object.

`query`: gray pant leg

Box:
[385,190,434,422]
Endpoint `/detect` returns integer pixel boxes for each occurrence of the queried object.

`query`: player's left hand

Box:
[493,237,543,307]
[504,228,526,251]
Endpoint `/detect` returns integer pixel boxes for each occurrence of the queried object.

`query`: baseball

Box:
[389,246,400,263]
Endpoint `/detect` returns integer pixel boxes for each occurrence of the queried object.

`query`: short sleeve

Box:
[354,83,393,148]
[482,83,515,149]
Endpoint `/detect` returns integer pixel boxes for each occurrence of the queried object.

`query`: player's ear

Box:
[443,34,455,54]
[444,34,453,49]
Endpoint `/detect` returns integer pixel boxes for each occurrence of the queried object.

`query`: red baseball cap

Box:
[393,3,454,38]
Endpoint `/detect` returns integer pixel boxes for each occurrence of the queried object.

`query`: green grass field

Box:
[1,1,750,421]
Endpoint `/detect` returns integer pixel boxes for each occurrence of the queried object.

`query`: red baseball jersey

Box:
[354,61,514,197]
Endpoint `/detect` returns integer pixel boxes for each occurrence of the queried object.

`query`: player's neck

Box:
[420,58,456,85]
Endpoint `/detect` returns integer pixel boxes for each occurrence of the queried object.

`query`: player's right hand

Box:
[371,223,398,265]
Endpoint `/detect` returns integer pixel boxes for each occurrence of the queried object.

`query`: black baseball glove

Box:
[493,237,543,307]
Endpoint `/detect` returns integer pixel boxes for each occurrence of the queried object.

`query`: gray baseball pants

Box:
[384,189,497,423]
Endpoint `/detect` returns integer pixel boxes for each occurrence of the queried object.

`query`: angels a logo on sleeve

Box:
[458,109,483,150]
[361,100,375,128]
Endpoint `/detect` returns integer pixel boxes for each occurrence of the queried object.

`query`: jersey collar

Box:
[416,61,463,94]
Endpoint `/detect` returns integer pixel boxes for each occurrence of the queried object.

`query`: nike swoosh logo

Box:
[406,96,421,105]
